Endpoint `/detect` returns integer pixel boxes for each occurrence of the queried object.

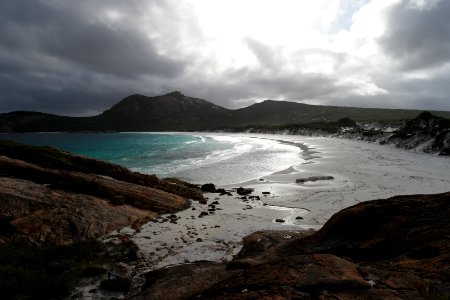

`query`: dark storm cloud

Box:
[0,70,126,116]
[0,0,185,78]
[0,0,188,115]
[1,0,450,115]
[380,0,450,71]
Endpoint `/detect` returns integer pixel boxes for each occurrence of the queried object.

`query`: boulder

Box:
[201,183,217,193]
[236,187,254,195]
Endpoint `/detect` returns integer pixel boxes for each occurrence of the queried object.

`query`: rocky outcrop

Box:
[0,177,154,246]
[0,141,199,246]
[137,192,450,299]
[0,140,205,201]
[388,111,450,155]
[233,112,450,155]
[0,156,188,213]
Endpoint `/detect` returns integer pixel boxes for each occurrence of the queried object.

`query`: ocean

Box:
[2,132,302,185]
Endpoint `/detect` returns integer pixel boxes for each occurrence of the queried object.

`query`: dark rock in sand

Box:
[236,187,254,195]
[200,183,216,193]
[275,218,285,223]
[262,191,271,195]
[137,191,450,299]
[440,147,450,156]
[296,175,335,184]
[198,212,209,218]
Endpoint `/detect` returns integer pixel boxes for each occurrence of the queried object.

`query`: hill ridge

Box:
[1,91,450,132]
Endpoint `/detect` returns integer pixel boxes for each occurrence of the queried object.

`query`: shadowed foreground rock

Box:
[136,192,450,299]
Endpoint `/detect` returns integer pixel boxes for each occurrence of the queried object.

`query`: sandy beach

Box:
[111,134,450,280]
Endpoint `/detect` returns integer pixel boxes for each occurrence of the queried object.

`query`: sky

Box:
[1,0,450,116]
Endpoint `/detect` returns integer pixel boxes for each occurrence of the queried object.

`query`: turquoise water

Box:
[1,133,302,185]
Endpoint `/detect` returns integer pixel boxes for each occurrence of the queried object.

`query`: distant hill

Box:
[231,100,450,126]
[0,111,58,132]
[1,91,450,132]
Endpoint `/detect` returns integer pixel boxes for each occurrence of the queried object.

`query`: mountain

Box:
[1,91,450,132]
[95,91,232,131]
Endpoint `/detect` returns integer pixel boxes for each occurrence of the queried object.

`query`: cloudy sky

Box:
[1,0,450,116]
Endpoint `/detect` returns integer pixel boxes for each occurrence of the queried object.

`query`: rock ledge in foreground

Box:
[136,191,450,299]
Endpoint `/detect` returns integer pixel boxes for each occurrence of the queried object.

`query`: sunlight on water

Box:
[2,132,302,185]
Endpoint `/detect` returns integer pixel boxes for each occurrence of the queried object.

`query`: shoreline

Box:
[3,134,449,298]
[112,133,450,281]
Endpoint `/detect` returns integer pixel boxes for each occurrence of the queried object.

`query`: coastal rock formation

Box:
[137,191,450,299]
[0,141,199,246]
[0,177,153,246]
[225,112,450,155]
[0,140,205,201]
[0,156,188,213]
[388,111,450,155]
